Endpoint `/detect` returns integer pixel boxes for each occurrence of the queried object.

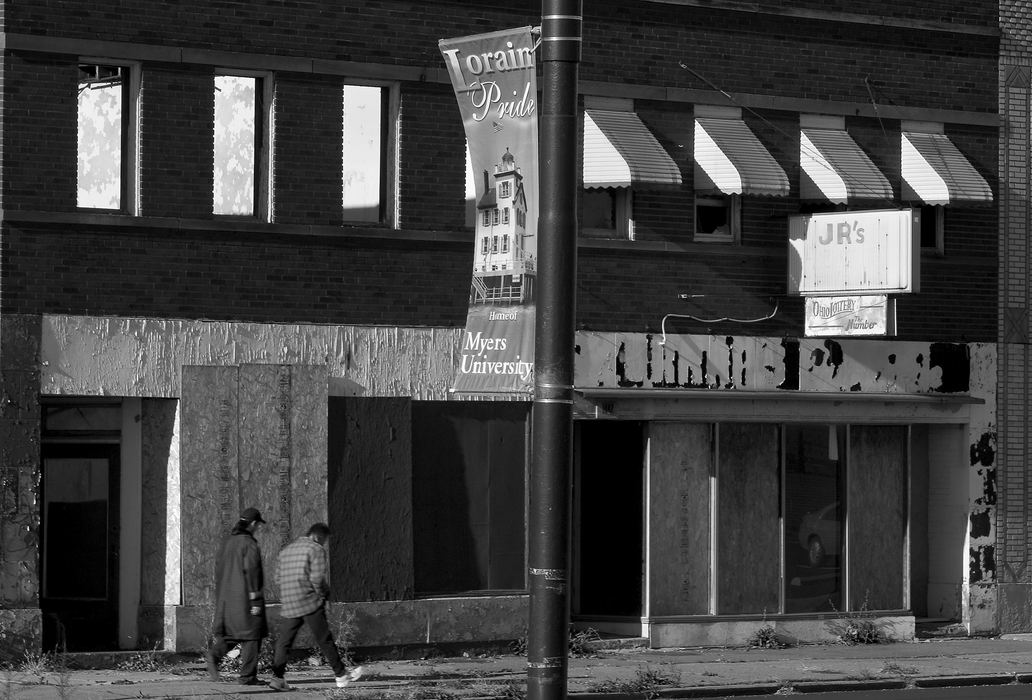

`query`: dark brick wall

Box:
[397,82,467,231]
[1,52,76,212]
[0,221,472,326]
[273,74,344,226]
[139,65,215,218]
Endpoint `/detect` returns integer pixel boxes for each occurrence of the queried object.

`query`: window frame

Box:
[342,82,394,226]
[582,187,633,239]
[212,69,274,221]
[918,205,945,256]
[694,193,741,243]
[76,58,140,215]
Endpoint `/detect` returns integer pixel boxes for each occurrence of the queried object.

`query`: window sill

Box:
[0,209,472,243]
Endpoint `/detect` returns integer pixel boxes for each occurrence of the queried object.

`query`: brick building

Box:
[0,0,1024,653]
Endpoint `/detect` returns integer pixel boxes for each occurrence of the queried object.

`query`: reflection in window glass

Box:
[343,85,383,222]
[214,75,256,215]
[784,424,845,613]
[77,65,124,209]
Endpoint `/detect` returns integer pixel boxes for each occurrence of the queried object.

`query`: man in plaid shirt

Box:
[268,523,364,692]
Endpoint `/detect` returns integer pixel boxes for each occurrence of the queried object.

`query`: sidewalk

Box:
[3,636,1032,699]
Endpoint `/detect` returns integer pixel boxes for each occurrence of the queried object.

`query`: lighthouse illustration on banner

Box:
[471,147,535,305]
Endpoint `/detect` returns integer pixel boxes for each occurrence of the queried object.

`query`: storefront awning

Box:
[902,131,993,205]
[801,128,893,203]
[583,109,682,189]
[694,117,789,197]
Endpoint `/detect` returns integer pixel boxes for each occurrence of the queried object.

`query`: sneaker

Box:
[268,677,292,691]
[335,666,365,688]
[204,651,219,681]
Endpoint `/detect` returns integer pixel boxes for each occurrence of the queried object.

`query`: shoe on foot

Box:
[336,666,365,688]
[238,677,260,686]
[269,677,292,691]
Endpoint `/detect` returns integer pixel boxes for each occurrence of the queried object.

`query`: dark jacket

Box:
[213,530,268,641]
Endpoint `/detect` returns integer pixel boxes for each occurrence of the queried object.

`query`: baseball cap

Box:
[240,507,266,524]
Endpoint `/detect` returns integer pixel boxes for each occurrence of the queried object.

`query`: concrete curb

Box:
[569,685,783,699]
[912,673,1023,688]
[790,679,908,693]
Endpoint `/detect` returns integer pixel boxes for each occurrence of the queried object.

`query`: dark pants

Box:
[272,606,345,678]
[210,636,260,683]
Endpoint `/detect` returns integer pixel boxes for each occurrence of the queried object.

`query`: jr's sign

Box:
[788,209,919,295]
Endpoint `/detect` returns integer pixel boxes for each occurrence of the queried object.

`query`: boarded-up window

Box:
[77,64,125,209]
[343,85,385,222]
[214,75,258,215]
[848,425,907,610]
[716,423,780,614]
[412,401,528,594]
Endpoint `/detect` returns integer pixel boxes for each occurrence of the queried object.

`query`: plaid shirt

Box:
[276,535,329,619]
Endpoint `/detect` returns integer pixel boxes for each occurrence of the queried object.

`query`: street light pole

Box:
[528,3,581,700]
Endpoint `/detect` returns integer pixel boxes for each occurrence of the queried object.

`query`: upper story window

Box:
[694,105,789,243]
[582,96,681,240]
[77,62,138,212]
[214,73,272,218]
[499,181,511,199]
[343,84,388,223]
[695,194,740,241]
[901,120,993,257]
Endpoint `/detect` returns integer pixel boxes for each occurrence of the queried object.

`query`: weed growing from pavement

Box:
[509,626,600,658]
[827,594,884,645]
[881,661,919,676]
[116,641,177,673]
[588,664,681,698]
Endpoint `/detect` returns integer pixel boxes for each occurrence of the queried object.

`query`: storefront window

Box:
[716,423,780,614]
[784,424,846,613]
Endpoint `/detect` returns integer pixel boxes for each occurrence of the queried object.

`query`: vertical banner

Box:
[440,27,538,394]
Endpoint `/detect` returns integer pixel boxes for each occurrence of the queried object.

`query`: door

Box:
[573,421,644,621]
[40,444,120,651]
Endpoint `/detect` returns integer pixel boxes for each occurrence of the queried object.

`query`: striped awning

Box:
[800,128,893,203]
[583,109,682,189]
[902,132,993,205]
[694,117,789,197]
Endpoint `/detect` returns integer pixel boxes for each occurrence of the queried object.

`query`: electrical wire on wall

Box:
[658,296,780,345]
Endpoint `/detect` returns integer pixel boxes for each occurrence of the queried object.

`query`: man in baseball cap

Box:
[207,506,269,685]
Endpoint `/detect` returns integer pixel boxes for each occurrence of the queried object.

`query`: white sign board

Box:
[805,295,894,337]
[788,209,919,295]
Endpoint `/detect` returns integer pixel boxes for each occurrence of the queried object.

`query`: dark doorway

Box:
[573,421,644,618]
[40,443,120,651]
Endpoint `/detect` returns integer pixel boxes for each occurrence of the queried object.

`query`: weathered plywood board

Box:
[328,397,413,602]
[181,365,239,607]
[289,365,329,541]
[717,423,780,614]
[648,422,712,616]
[238,364,289,602]
[40,316,460,400]
[139,399,178,607]
[849,425,906,610]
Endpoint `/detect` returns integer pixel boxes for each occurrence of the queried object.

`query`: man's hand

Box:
[250,605,261,616]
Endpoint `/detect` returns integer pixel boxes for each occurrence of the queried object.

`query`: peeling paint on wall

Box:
[970,545,996,583]
[970,508,992,538]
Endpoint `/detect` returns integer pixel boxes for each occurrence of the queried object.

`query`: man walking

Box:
[207,506,269,686]
[269,522,364,691]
